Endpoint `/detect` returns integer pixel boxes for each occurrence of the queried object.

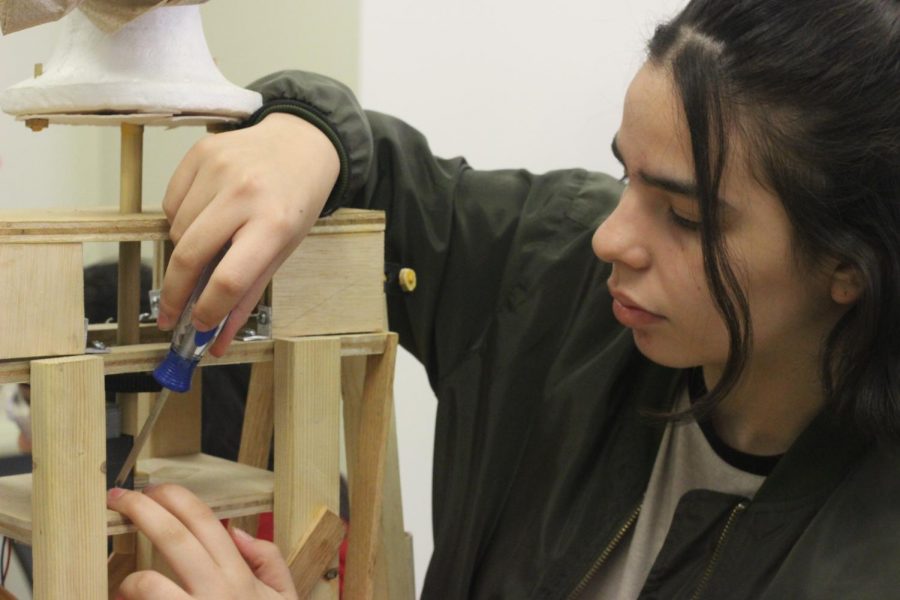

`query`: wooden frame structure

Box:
[0,120,414,599]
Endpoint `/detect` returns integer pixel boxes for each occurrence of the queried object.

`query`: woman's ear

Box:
[830,263,863,305]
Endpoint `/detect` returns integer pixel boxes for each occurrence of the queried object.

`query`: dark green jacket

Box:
[246,71,900,600]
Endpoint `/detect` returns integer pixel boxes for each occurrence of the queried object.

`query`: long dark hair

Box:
[648,0,900,442]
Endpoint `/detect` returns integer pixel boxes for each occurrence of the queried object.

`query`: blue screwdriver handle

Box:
[153,245,229,392]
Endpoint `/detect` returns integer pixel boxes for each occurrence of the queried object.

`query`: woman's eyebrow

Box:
[611,135,734,209]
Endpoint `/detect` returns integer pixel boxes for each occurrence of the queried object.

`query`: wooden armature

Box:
[0,115,412,599]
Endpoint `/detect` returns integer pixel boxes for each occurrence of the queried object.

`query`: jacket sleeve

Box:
[245,70,615,388]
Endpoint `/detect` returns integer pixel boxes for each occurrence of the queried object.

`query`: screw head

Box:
[399,268,417,293]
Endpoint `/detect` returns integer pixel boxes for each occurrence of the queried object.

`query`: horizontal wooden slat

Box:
[0,332,388,384]
[0,454,274,544]
[0,208,384,243]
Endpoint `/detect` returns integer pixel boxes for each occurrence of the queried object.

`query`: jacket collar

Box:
[752,407,868,504]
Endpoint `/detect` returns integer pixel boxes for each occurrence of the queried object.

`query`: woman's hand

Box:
[159,112,340,356]
[107,484,298,600]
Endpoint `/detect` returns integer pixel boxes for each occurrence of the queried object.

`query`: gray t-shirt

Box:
[586,391,767,599]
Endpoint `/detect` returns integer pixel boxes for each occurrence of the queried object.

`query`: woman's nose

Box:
[592,190,652,270]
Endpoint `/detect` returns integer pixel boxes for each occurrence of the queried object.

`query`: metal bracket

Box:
[85,317,110,354]
[256,305,273,338]
[148,289,161,320]
[235,305,273,342]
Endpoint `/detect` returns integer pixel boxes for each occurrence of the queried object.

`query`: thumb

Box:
[229,527,298,599]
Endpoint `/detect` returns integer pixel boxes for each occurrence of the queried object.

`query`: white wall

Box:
[359,1,685,595]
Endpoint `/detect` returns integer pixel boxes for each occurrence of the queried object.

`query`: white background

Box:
[0,1,685,597]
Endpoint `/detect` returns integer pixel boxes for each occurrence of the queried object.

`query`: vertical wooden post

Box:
[117,122,144,346]
[112,122,144,578]
[31,355,107,600]
[232,361,276,535]
[274,337,342,600]
[343,334,399,600]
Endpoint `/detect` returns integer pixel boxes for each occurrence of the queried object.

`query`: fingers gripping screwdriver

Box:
[114,247,229,488]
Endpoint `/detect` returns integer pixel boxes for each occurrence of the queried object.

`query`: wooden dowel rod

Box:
[117,123,144,346]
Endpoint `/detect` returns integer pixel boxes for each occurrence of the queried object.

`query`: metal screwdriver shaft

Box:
[115,388,171,487]
[113,245,229,489]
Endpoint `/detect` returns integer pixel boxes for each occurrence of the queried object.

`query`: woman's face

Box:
[593,62,844,374]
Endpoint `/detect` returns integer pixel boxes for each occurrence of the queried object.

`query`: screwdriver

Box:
[114,246,229,488]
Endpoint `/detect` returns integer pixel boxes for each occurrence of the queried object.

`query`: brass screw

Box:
[25,118,49,132]
[398,267,417,293]
[33,63,43,78]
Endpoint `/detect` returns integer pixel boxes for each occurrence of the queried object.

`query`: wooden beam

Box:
[0,454,277,543]
[0,208,383,244]
[285,507,347,599]
[31,355,107,600]
[343,334,398,600]
[274,337,342,600]
[231,361,275,535]
[0,333,388,385]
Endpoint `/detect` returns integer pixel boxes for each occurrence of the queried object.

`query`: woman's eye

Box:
[669,208,701,231]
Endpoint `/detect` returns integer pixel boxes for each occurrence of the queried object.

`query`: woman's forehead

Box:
[619,63,695,183]
[619,62,773,213]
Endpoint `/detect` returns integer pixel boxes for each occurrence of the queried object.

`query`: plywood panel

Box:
[0,243,84,360]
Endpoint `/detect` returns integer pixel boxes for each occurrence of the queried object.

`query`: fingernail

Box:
[192,318,211,332]
[157,312,172,330]
[108,487,126,501]
[231,527,254,542]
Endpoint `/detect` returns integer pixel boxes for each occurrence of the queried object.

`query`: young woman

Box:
[106,0,900,598]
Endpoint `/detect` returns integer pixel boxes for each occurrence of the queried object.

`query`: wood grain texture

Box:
[31,355,107,600]
[0,454,275,543]
[379,406,416,599]
[107,550,136,600]
[286,507,347,599]
[0,243,84,360]
[272,231,386,338]
[0,208,382,243]
[232,361,275,535]
[147,371,202,458]
[344,334,398,600]
[274,337,342,600]
[0,333,387,385]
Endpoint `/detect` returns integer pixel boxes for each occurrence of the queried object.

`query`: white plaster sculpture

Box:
[0,2,262,118]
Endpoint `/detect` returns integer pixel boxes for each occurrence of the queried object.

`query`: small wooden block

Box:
[0,243,84,360]
[286,507,347,599]
[271,212,386,338]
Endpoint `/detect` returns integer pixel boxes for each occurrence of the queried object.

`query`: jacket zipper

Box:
[566,503,642,599]
[689,501,748,600]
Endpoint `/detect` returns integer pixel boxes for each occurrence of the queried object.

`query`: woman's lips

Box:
[609,290,664,328]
